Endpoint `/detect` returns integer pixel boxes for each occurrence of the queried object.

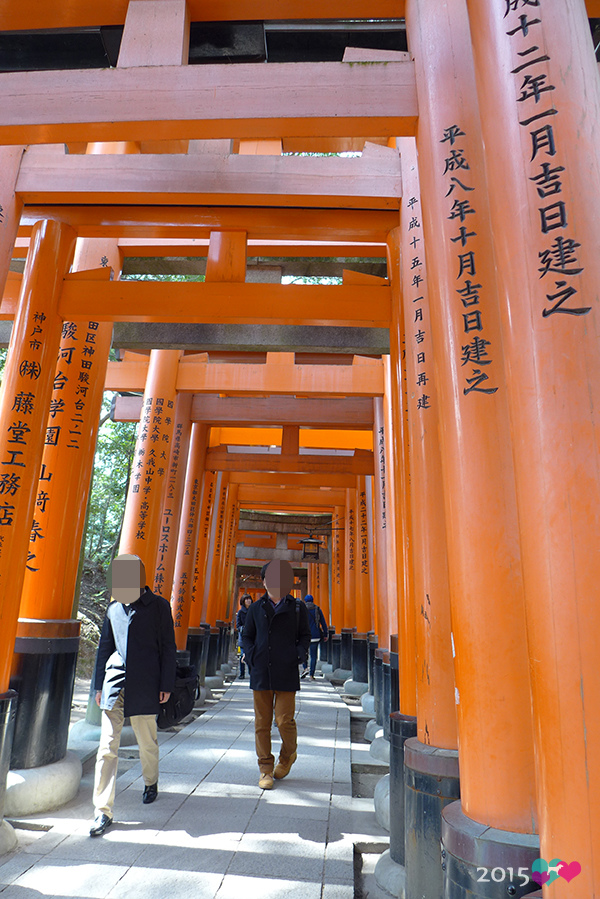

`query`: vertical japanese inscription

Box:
[504,0,589,317]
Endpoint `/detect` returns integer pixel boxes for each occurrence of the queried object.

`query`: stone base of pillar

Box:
[205,674,224,690]
[331,667,353,684]
[374,773,390,831]
[364,720,382,742]
[220,663,233,675]
[441,801,539,899]
[5,751,82,816]
[375,850,406,898]
[370,735,390,763]
[68,720,137,747]
[0,819,17,857]
[375,849,406,898]
[320,662,333,677]
[194,686,209,706]
[343,678,368,697]
[361,692,375,715]
[404,738,459,899]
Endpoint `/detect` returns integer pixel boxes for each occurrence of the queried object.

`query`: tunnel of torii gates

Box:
[0,0,598,894]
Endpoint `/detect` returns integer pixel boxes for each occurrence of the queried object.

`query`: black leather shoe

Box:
[142,783,158,804]
[89,814,113,837]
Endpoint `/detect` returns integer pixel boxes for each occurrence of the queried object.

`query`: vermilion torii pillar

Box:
[331,504,345,630]
[355,476,372,634]
[0,220,76,692]
[204,473,229,624]
[189,470,217,628]
[153,394,193,598]
[406,0,537,872]
[170,423,208,649]
[467,0,600,890]
[344,487,357,628]
[119,350,182,576]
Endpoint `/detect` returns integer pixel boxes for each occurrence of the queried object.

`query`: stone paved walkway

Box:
[0,677,387,899]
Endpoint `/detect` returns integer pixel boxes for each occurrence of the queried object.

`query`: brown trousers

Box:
[252,690,297,774]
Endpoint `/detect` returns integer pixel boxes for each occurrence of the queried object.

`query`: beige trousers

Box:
[252,690,297,774]
[93,690,159,816]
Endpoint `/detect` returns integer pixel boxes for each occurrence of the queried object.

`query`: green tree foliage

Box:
[84,392,137,567]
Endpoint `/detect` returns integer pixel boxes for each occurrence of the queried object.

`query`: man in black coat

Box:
[242,560,311,790]
[89,554,176,836]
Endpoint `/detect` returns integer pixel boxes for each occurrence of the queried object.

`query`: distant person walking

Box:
[242,560,311,790]
[300,594,328,680]
[236,594,253,679]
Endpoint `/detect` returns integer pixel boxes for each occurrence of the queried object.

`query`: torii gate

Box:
[0,1,598,896]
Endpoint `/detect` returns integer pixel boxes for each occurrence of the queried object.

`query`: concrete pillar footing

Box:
[374,849,406,898]
[205,675,224,690]
[361,693,375,715]
[364,720,382,742]
[5,751,82,816]
[374,772,390,831]
[369,735,390,763]
[0,820,17,857]
[68,720,137,746]
[343,678,368,697]
[331,667,353,684]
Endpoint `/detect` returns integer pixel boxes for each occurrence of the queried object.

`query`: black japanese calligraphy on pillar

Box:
[504,0,589,318]
[440,125,498,396]
[359,491,369,575]
[348,508,355,572]
[403,194,432,412]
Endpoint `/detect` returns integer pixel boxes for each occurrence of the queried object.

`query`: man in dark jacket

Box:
[89,554,176,836]
[242,560,311,790]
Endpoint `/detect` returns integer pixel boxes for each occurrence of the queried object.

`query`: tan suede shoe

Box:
[258,772,274,789]
[274,751,297,779]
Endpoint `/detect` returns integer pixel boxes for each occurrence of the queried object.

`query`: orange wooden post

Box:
[406,0,537,850]
[214,483,239,622]
[467,1,600,889]
[189,470,217,627]
[0,148,25,294]
[119,350,182,577]
[0,219,76,692]
[392,149,457,751]
[372,398,390,638]
[204,473,229,624]
[356,476,373,634]
[19,240,116,620]
[344,487,357,628]
[153,394,192,598]
[330,504,345,631]
[387,282,416,715]
[382,357,399,638]
[170,423,208,649]
[317,562,330,624]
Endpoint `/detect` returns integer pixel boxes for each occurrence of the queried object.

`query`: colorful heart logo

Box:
[558,861,582,882]
[532,858,563,886]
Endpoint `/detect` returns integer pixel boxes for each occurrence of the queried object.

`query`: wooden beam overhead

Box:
[205,446,374,475]
[238,485,345,507]
[233,472,354,490]
[16,151,401,210]
[57,279,391,328]
[104,358,384,396]
[0,2,406,30]
[112,394,375,428]
[0,62,417,145]
[19,206,398,243]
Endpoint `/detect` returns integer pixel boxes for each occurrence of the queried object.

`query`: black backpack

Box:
[156,663,199,730]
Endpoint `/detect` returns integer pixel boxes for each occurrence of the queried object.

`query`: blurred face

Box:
[263,560,294,601]
[107,554,146,604]
[244,597,252,608]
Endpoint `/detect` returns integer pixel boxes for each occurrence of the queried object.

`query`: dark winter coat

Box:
[242,593,311,692]
[304,600,328,641]
[93,587,177,717]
